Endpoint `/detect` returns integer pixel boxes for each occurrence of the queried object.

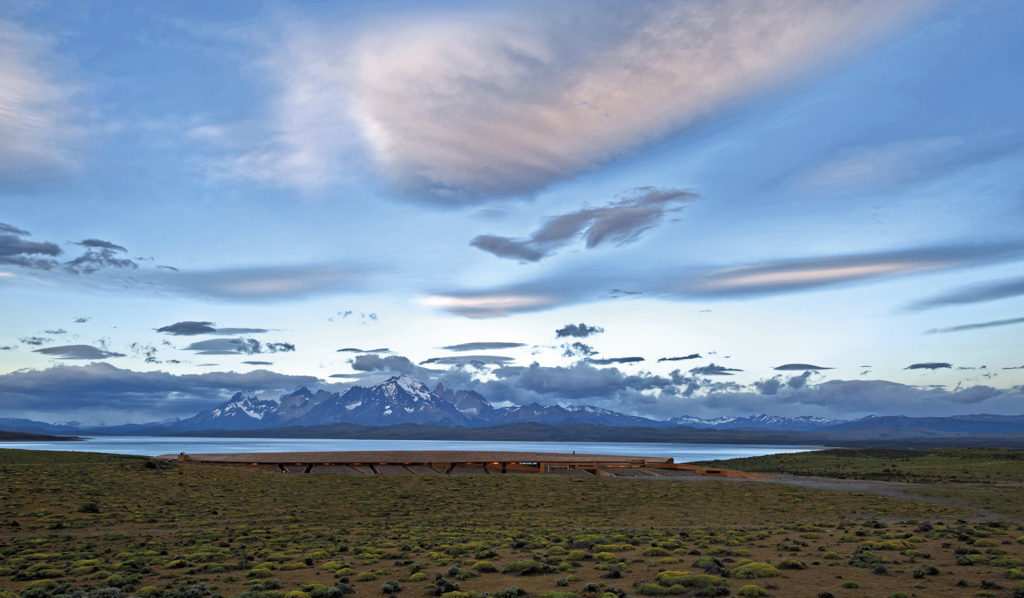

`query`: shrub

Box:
[566,551,589,562]
[472,561,497,573]
[736,586,768,598]
[79,503,101,513]
[438,592,474,598]
[407,573,428,582]
[778,559,806,570]
[635,583,665,596]
[729,563,780,579]
[283,592,310,598]
[248,568,274,578]
[538,593,578,598]
[501,560,555,575]
[1008,569,1024,580]
[354,572,376,582]
[848,550,890,568]
[381,581,402,595]
[642,548,671,557]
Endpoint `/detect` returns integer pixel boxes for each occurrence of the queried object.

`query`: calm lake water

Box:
[0,436,821,463]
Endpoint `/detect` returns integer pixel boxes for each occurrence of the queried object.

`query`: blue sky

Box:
[1,0,1023,426]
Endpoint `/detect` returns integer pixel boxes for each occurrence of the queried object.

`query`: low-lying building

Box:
[155,450,764,478]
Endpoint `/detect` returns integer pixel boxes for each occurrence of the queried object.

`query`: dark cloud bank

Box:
[3,357,1024,425]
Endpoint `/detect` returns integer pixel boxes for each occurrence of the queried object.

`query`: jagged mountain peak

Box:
[376,374,434,402]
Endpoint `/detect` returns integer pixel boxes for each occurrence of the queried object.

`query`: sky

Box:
[1,0,1023,426]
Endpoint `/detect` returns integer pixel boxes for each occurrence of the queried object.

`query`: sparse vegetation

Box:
[1,448,1022,598]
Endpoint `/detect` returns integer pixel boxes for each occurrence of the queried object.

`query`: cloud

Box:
[330,1,922,199]
[337,347,390,353]
[471,187,697,261]
[156,320,273,336]
[925,316,1024,334]
[658,354,701,362]
[754,377,783,396]
[774,363,832,371]
[349,353,438,379]
[242,360,273,366]
[688,379,1023,420]
[680,243,1024,298]
[786,370,813,390]
[64,239,138,274]
[19,336,50,346]
[909,276,1024,311]
[689,363,743,376]
[586,356,644,365]
[905,362,952,370]
[43,328,66,335]
[556,322,604,338]
[562,342,597,359]
[73,317,89,323]
[0,362,320,425]
[33,344,125,360]
[420,355,516,366]
[440,341,526,352]
[422,291,569,318]
[77,238,127,252]
[157,321,217,335]
[0,19,80,191]
[508,362,666,399]
[429,242,1024,318]
[151,264,370,301]
[183,338,295,356]
[0,223,61,269]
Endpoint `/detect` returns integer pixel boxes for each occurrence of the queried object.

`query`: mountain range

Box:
[2,375,1023,443]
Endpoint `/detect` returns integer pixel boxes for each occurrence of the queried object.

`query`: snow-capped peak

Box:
[380,374,434,402]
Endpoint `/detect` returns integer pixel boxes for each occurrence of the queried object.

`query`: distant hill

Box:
[0,429,82,441]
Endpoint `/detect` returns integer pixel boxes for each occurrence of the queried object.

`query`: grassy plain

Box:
[1,449,1023,598]
[695,448,1024,484]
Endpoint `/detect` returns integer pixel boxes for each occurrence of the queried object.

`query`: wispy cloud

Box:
[682,244,1024,298]
[905,362,952,370]
[0,222,61,269]
[420,355,516,366]
[690,363,743,376]
[33,344,125,360]
[0,19,81,191]
[183,338,296,356]
[658,354,701,362]
[440,341,525,352]
[471,187,696,261]
[156,321,270,336]
[336,1,922,199]
[925,316,1024,334]
[150,264,371,301]
[774,363,832,371]
[908,276,1024,311]
[587,356,644,365]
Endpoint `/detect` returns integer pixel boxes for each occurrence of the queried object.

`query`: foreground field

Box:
[1,449,1023,598]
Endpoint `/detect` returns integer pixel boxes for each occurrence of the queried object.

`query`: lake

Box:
[0,436,821,463]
